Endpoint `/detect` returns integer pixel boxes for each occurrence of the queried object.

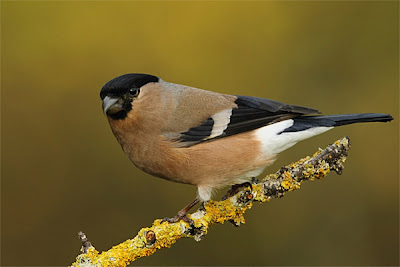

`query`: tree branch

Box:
[71,136,351,267]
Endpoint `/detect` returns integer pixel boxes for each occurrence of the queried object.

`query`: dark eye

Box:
[129,88,140,97]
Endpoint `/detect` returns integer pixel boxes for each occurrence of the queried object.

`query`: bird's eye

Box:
[129,88,140,97]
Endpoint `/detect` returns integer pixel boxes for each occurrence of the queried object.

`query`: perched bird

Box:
[100,73,393,223]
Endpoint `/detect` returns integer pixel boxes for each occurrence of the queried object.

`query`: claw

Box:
[222,181,254,200]
[161,198,199,226]
[162,214,194,225]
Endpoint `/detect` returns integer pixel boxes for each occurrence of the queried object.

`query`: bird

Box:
[100,73,393,223]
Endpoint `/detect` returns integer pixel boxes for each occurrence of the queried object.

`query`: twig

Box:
[78,231,93,254]
[71,136,351,267]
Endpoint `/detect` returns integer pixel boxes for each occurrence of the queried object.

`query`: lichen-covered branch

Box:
[72,136,351,267]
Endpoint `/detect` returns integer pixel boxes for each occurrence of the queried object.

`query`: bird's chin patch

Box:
[107,110,128,120]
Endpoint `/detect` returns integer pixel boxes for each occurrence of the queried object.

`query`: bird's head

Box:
[100,73,159,120]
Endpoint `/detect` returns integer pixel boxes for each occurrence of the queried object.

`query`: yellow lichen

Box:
[72,137,350,267]
[252,184,266,202]
[281,176,301,191]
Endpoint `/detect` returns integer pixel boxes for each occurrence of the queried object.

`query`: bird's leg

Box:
[222,180,255,200]
[162,198,200,224]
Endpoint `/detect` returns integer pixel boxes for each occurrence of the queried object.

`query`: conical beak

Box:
[102,96,123,115]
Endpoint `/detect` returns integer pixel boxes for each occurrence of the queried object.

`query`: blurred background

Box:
[1,1,398,266]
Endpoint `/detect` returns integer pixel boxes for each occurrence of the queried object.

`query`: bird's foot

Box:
[251,177,259,184]
[161,198,199,225]
[199,201,209,211]
[222,181,254,200]
[162,211,194,225]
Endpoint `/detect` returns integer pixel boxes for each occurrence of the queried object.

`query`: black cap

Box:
[100,73,159,100]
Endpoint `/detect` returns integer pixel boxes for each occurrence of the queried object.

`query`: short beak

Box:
[102,96,123,115]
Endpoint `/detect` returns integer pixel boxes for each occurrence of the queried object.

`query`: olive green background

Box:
[1,1,398,266]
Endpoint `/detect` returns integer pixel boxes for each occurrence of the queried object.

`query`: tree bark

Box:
[72,136,351,267]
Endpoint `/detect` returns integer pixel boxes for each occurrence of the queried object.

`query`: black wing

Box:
[175,95,320,147]
[177,118,214,143]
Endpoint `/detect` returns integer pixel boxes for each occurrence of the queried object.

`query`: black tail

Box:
[282,113,393,133]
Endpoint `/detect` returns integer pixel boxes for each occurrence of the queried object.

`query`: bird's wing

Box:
[173,95,320,147]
